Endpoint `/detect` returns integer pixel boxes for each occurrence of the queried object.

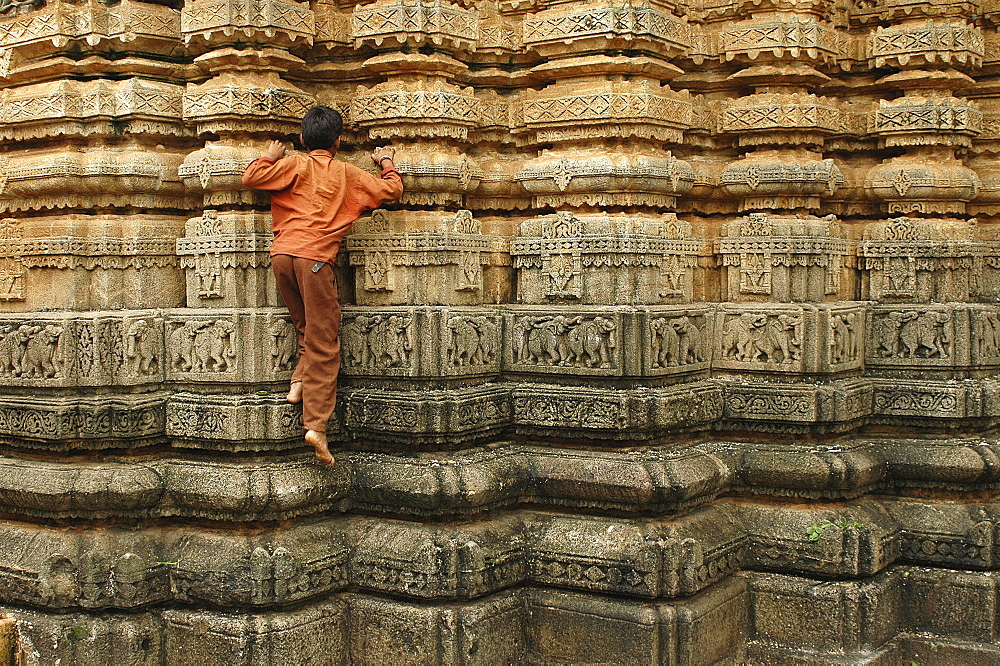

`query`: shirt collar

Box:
[308,149,334,157]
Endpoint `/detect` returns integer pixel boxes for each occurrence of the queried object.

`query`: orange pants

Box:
[271,254,342,432]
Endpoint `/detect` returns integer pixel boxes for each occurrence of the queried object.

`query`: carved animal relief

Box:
[341,313,414,373]
[721,312,802,366]
[169,320,237,374]
[513,314,619,371]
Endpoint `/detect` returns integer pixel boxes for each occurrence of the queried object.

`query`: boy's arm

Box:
[242,140,298,191]
[350,146,404,210]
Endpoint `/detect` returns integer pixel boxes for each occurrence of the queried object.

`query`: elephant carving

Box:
[341,315,375,369]
[0,325,22,376]
[567,316,616,368]
[448,316,496,367]
[369,315,412,368]
[671,316,703,364]
[169,322,207,372]
[722,313,765,361]
[125,319,160,375]
[519,316,569,365]
[650,318,680,367]
[22,324,63,378]
[899,311,950,358]
[751,314,801,364]
[193,320,236,372]
[873,311,909,358]
[268,317,297,372]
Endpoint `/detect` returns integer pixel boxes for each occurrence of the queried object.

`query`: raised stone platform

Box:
[2,0,1000,662]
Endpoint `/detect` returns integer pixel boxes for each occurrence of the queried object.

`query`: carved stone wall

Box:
[1,0,1000,663]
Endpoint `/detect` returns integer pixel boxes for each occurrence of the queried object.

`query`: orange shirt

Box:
[242,149,403,264]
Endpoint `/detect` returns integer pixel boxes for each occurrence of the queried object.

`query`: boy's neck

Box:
[301,135,340,156]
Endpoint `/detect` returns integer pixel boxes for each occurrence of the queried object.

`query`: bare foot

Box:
[287,381,302,404]
[305,429,334,466]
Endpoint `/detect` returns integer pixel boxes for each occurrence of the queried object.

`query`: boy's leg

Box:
[271,254,307,403]
[287,257,341,465]
[293,258,341,430]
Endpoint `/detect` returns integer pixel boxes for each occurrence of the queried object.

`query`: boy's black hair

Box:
[301,106,343,151]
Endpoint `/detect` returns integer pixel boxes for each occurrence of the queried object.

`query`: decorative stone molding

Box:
[512,212,700,304]
[351,0,477,50]
[868,21,984,68]
[717,213,849,302]
[720,153,844,211]
[722,16,839,63]
[176,210,278,308]
[858,216,985,302]
[346,210,496,305]
[521,2,689,56]
[0,149,189,212]
[516,149,695,208]
[0,0,180,62]
[519,78,693,145]
[181,0,314,46]
[871,96,982,147]
[0,78,186,140]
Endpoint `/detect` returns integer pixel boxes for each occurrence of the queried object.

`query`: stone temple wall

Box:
[0,0,999,662]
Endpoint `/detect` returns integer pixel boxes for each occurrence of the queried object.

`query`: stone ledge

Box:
[886,500,1000,570]
[4,571,996,665]
[0,455,348,521]
[166,392,306,451]
[0,498,980,610]
[8,439,1000,521]
[341,384,511,445]
[512,381,724,439]
[12,379,1000,452]
[4,303,999,391]
[0,508,747,609]
[736,501,901,578]
[874,437,1000,488]
[0,393,166,450]
[717,439,886,499]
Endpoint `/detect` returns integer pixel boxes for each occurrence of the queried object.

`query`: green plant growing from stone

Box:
[68,623,88,641]
[806,517,863,541]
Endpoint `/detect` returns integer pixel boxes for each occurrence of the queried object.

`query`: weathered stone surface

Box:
[528,578,748,665]
[347,591,526,666]
[745,570,901,663]
[0,393,166,450]
[737,501,900,577]
[165,604,344,666]
[2,0,1000,659]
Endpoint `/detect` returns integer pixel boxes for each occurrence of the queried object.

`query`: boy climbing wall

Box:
[243,106,404,464]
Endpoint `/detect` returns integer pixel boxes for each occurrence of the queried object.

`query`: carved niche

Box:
[346,209,495,306]
[859,217,985,303]
[176,210,278,308]
[512,211,700,305]
[717,213,849,302]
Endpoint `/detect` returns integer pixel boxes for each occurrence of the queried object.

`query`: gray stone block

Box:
[901,567,1000,643]
[738,500,900,577]
[342,385,511,445]
[164,603,347,666]
[886,499,999,569]
[745,569,901,654]
[0,393,166,450]
[1,608,163,666]
[166,392,307,451]
[168,522,349,607]
[348,515,526,599]
[347,591,526,665]
[527,577,748,665]
[727,439,886,499]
